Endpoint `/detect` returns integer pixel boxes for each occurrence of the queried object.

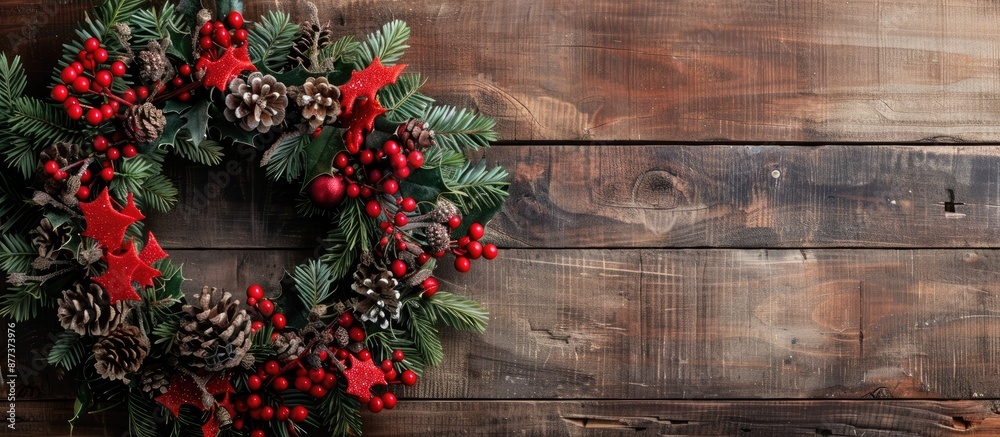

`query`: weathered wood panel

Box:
[14,399,1000,436]
[5,1,1000,142]
[146,145,1000,249]
[15,248,985,400]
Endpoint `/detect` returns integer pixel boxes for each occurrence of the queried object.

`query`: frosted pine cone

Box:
[351,254,401,329]
[224,72,288,133]
[425,223,451,254]
[292,77,341,128]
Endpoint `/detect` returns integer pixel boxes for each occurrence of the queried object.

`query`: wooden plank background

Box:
[6,0,1000,435]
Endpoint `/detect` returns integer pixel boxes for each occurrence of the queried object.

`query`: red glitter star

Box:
[79,189,137,250]
[138,233,168,266]
[343,354,388,402]
[91,241,158,303]
[339,58,406,115]
[202,45,257,90]
[155,372,234,418]
[119,193,145,221]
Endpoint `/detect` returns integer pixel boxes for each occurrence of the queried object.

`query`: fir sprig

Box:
[443,159,510,214]
[248,10,299,73]
[47,330,86,370]
[292,259,336,313]
[378,73,434,123]
[425,105,498,151]
[353,20,410,69]
[0,283,46,322]
[403,301,444,367]
[264,134,308,183]
[423,291,489,333]
[0,234,36,274]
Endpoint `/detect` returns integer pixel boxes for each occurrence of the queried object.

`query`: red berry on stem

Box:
[80,169,92,183]
[213,28,231,47]
[251,430,264,437]
[421,277,439,298]
[66,103,83,120]
[272,313,287,329]
[309,384,327,398]
[43,160,59,175]
[417,253,431,265]
[110,61,126,77]
[247,284,264,300]
[382,392,397,409]
[382,140,401,156]
[95,70,112,87]
[100,167,114,182]
[466,241,484,259]
[394,212,408,227]
[368,396,384,413]
[338,312,354,327]
[380,359,393,372]
[393,349,405,362]
[85,108,103,126]
[92,135,108,152]
[199,35,214,50]
[294,376,312,392]
[276,406,290,421]
[227,11,245,29]
[200,21,214,36]
[71,61,84,73]
[382,179,399,195]
[335,349,349,361]
[401,370,418,386]
[60,66,78,84]
[390,259,407,277]
[272,376,289,391]
[258,299,274,316]
[260,406,274,421]
[321,373,336,389]
[308,367,326,383]
[346,183,361,198]
[246,394,262,409]
[385,368,397,381]
[332,151,349,169]
[395,165,411,179]
[264,360,280,376]
[251,320,264,332]
[357,349,372,361]
[290,406,308,422]
[448,215,462,229]
[246,297,258,307]
[483,243,499,260]
[359,149,374,165]
[408,150,424,168]
[100,104,114,121]
[390,153,407,169]
[106,147,120,161]
[122,144,138,158]
[83,37,100,52]
[72,76,90,94]
[368,169,382,184]
[137,86,149,99]
[171,76,184,88]
[457,236,471,248]
[92,48,108,64]
[233,29,249,44]
[400,197,417,212]
[468,223,485,241]
[454,256,471,273]
[54,170,68,181]
[247,375,262,391]
[365,199,382,218]
[360,186,373,199]
[348,326,366,342]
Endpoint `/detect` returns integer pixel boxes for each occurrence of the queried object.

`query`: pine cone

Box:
[176,287,252,372]
[57,283,126,337]
[291,77,341,128]
[224,72,288,133]
[288,21,333,69]
[273,331,306,363]
[137,40,173,83]
[33,217,71,262]
[351,254,401,329]
[334,326,350,347]
[429,200,460,223]
[38,142,82,200]
[93,325,149,382]
[124,102,167,143]
[396,118,438,152]
[139,368,170,395]
[425,223,451,254]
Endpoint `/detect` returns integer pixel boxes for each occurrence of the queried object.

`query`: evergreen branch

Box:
[172,136,224,166]
[97,0,146,38]
[127,388,159,437]
[0,97,87,178]
[318,198,377,278]
[420,147,465,170]
[365,329,425,375]
[318,383,363,437]
[292,259,336,312]
[424,105,497,151]
[378,73,433,123]
[151,317,180,349]
[264,134,307,182]
[423,292,489,333]
[443,160,509,214]
[247,10,299,72]
[131,3,186,44]
[250,325,276,359]
[0,283,43,322]
[404,302,443,367]
[318,227,357,280]
[109,154,177,212]
[46,330,85,370]
[133,174,179,213]
[0,233,36,274]
[318,35,361,69]
[0,54,26,115]
[353,20,410,69]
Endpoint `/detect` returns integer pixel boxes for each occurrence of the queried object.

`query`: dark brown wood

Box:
[14,399,1000,436]
[6,1,1000,142]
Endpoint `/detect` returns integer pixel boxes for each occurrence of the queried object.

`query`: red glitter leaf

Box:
[341,97,386,135]
[343,355,388,403]
[155,372,234,418]
[79,188,137,250]
[339,58,405,115]
[202,45,257,90]
[139,233,168,266]
[202,417,219,437]
[119,193,145,221]
[92,241,152,304]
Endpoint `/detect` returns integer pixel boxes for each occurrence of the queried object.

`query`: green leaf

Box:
[292,259,336,312]
[158,99,221,166]
[127,388,159,437]
[247,10,298,72]
[353,20,410,69]
[68,383,93,432]
[378,73,433,122]
[131,3,190,60]
[216,0,244,15]
[302,127,345,185]
[46,330,85,370]
[423,292,489,333]
[0,283,44,322]
[318,35,361,71]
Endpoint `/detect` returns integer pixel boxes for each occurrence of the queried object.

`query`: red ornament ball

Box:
[308,173,347,208]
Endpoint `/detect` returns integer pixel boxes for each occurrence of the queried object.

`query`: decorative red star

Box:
[155,372,234,417]
[338,58,406,115]
[341,98,387,153]
[79,189,137,250]
[202,45,257,90]
[91,241,159,303]
[138,233,168,266]
[343,354,388,402]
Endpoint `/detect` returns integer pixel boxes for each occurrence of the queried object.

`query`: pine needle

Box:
[353,20,410,69]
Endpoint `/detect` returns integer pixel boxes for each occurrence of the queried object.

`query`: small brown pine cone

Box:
[429,200,459,223]
[288,21,333,69]
[33,217,71,262]
[224,72,288,133]
[137,40,173,83]
[334,326,350,347]
[396,118,438,152]
[57,283,126,337]
[351,254,401,329]
[93,325,149,382]
[176,287,252,371]
[273,331,306,363]
[139,368,170,395]
[425,223,451,254]
[124,102,167,143]
[291,77,341,128]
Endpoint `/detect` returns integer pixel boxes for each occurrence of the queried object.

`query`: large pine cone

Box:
[291,77,341,128]
[33,217,72,262]
[57,283,126,337]
[288,21,333,69]
[396,118,438,152]
[224,72,288,133]
[351,254,401,329]
[176,287,252,371]
[124,102,167,143]
[93,325,149,382]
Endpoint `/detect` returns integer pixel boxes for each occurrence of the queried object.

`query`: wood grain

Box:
[14,399,1000,436]
[5,1,1000,142]
[146,145,1000,249]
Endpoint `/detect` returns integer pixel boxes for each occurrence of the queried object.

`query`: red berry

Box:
[380,359,393,372]
[466,241,484,259]
[60,66,78,84]
[122,89,136,103]
[80,169,92,183]
[122,144,138,158]
[417,253,431,265]
[271,332,280,342]
[92,48,108,64]
[382,179,399,195]
[433,250,446,258]
[458,236,471,248]
[100,104,114,121]
[94,70,112,87]
[54,170,68,181]
[400,197,417,212]
[199,35,214,50]
[335,349,349,361]
[259,406,274,421]
[290,406,308,422]
[308,384,327,398]
[265,360,280,376]
[92,135,108,152]
[233,418,244,429]
[359,149,374,165]
[408,151,424,168]
[308,367,326,383]
[360,186,373,199]
[226,11,245,29]
[83,37,100,52]
[175,64,191,78]
[272,376,289,391]
[448,215,462,229]
[250,430,264,437]
[213,28,231,47]
[385,368,397,381]
[365,199,381,218]
[247,284,264,300]
[468,223,485,241]
[321,373,336,389]
[368,169,382,184]
[246,394,262,409]
[272,313,287,329]
[178,91,192,102]
[276,406,290,421]
[100,167,114,182]
[71,76,90,94]
[71,61,84,73]
[454,256,471,273]
[258,299,274,316]
[137,86,149,99]
[338,312,354,327]
[246,297,258,307]
[393,349,405,362]
[368,396,384,413]
[390,153,407,169]
[333,151,349,169]
[247,375,262,391]
[64,96,80,109]
[106,147,120,161]
[395,165,411,179]
[348,326,366,342]
[395,240,408,252]
[401,370,418,386]
[109,100,119,112]
[346,183,361,198]
[233,28,249,45]
[110,61,126,77]
[382,140,401,156]
[483,243,499,260]
[43,160,59,175]
[357,349,372,361]
[382,392,397,409]
[199,21,214,36]
[394,212,408,227]
[171,76,184,88]
[81,58,95,72]
[251,320,264,332]
[294,376,312,392]
[421,277,439,298]
[85,108,103,126]
[390,259,407,277]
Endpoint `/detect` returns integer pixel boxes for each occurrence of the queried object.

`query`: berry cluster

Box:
[194,11,248,70]
[233,285,418,436]
[50,37,130,126]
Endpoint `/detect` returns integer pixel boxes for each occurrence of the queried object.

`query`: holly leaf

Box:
[339,58,405,115]
[139,233,168,266]
[80,188,137,250]
[157,99,212,149]
[343,354,388,403]
[302,127,346,187]
[202,44,256,90]
[207,104,256,147]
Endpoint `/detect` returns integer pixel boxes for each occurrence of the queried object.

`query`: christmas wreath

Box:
[0,1,507,436]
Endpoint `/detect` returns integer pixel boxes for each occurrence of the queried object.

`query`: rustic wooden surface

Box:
[6,0,1000,436]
